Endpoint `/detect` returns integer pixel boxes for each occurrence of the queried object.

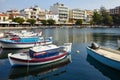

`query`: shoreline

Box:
[0,26,120,30]
[0,26,39,30]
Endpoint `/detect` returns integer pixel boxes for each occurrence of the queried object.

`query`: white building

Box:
[20,5,45,20]
[50,3,69,24]
[45,14,59,23]
[45,11,59,23]
[69,9,85,23]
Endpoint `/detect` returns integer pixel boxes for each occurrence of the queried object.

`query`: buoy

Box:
[76,50,80,53]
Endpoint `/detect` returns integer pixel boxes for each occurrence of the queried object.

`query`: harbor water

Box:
[0,27,120,80]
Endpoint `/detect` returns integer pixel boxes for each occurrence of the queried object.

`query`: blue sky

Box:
[0,0,120,12]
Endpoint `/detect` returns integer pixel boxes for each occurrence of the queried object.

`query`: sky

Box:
[0,0,120,12]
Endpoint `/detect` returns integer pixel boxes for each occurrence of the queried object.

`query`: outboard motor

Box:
[63,43,72,53]
[91,42,99,49]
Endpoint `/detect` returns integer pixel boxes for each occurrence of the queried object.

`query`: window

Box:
[3,17,5,21]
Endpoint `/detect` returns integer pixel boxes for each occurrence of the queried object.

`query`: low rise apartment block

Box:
[69,9,85,23]
[50,3,69,24]
[110,6,120,15]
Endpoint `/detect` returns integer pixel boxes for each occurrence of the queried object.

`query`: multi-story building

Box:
[110,6,120,15]
[20,5,45,20]
[69,9,85,23]
[0,12,9,22]
[50,3,69,24]
[6,9,20,19]
[38,10,46,21]
[85,10,93,22]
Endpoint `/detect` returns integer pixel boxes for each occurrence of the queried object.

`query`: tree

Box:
[92,11,102,25]
[112,14,120,25]
[99,6,113,25]
[41,20,47,25]
[27,19,36,26]
[89,20,94,25]
[92,6,113,26]
[12,17,25,24]
[47,19,55,25]
[100,6,108,16]
[103,15,113,25]
[75,19,83,25]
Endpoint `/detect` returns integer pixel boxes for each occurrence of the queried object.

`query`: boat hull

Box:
[87,47,120,70]
[0,41,52,48]
[8,52,68,66]
[9,54,71,79]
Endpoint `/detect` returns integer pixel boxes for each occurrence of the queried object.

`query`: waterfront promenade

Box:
[0,26,40,30]
[0,25,120,30]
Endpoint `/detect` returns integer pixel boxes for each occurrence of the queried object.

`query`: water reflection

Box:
[86,54,120,80]
[0,48,29,59]
[0,28,120,80]
[9,55,71,80]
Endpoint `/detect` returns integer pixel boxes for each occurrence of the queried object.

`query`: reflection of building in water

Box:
[53,28,60,42]
[72,28,92,44]
[43,28,118,48]
[86,31,118,49]
[53,28,71,44]
[64,28,69,43]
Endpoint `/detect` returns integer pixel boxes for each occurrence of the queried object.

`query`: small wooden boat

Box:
[0,37,52,48]
[9,54,71,79]
[87,42,120,70]
[8,43,72,66]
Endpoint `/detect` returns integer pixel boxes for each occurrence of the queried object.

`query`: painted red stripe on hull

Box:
[10,52,67,63]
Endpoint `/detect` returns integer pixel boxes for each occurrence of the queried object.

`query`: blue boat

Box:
[87,42,120,71]
[0,37,52,48]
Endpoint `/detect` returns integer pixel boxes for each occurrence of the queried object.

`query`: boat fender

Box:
[76,50,80,53]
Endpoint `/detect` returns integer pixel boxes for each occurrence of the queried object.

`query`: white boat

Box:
[8,43,72,66]
[0,37,52,48]
[5,30,42,37]
[87,42,120,70]
[9,54,71,79]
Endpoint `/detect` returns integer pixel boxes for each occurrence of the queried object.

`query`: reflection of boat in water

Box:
[87,42,120,70]
[9,54,71,79]
[87,54,120,80]
[0,48,29,59]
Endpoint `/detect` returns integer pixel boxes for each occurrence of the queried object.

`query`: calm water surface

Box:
[0,27,120,80]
